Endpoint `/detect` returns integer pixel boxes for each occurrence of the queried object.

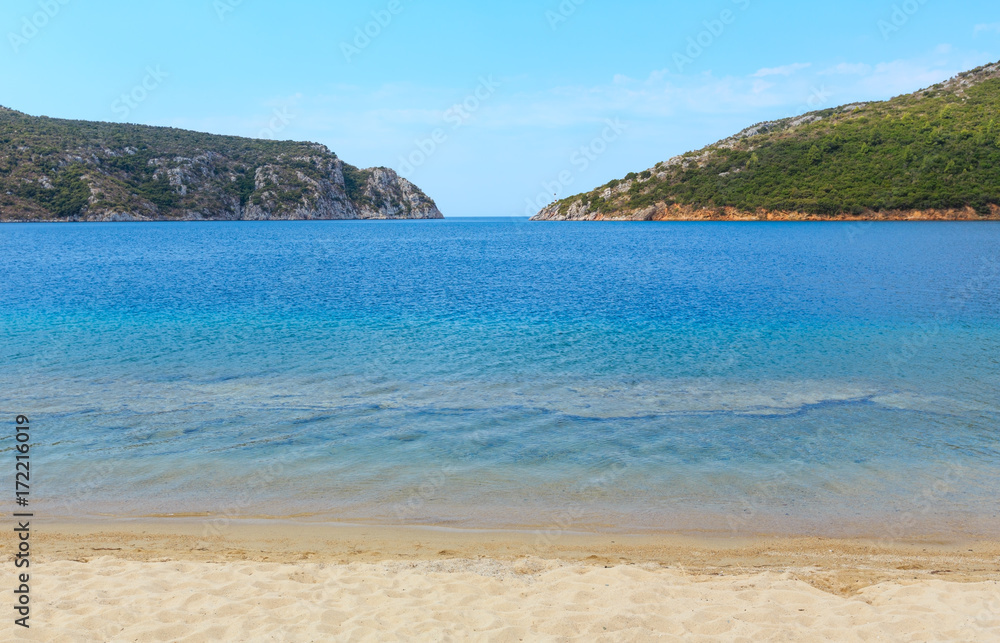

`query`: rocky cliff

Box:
[0,107,442,221]
[534,60,1000,222]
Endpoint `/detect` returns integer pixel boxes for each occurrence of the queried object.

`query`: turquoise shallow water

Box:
[2,219,999,537]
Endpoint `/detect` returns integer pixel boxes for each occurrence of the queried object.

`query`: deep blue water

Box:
[2,219,999,537]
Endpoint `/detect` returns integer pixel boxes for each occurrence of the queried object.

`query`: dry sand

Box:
[6,521,1000,641]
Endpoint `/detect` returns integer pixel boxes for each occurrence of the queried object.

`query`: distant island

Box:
[0,108,442,222]
[533,60,1000,221]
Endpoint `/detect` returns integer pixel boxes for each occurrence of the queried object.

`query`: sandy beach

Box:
[6,521,999,641]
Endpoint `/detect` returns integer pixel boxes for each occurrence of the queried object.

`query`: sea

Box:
[2,219,998,538]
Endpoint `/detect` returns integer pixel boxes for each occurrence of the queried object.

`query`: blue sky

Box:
[2,0,998,216]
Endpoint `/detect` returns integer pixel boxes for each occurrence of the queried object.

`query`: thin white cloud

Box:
[239,51,972,144]
[819,63,872,76]
[752,63,811,78]
[860,60,962,97]
[974,23,1000,35]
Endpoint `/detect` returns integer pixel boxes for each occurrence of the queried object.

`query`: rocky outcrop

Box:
[533,201,1000,222]
[0,109,442,221]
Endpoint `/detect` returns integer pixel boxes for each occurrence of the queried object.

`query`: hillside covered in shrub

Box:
[534,61,1000,221]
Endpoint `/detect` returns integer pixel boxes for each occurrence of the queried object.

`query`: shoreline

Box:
[17,519,1000,596]
[531,211,1000,223]
[531,201,1000,222]
[29,503,1000,543]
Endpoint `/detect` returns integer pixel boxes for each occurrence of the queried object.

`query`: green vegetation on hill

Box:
[545,61,1000,219]
[341,164,374,207]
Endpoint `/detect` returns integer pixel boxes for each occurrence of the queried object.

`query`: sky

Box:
[2,0,999,216]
